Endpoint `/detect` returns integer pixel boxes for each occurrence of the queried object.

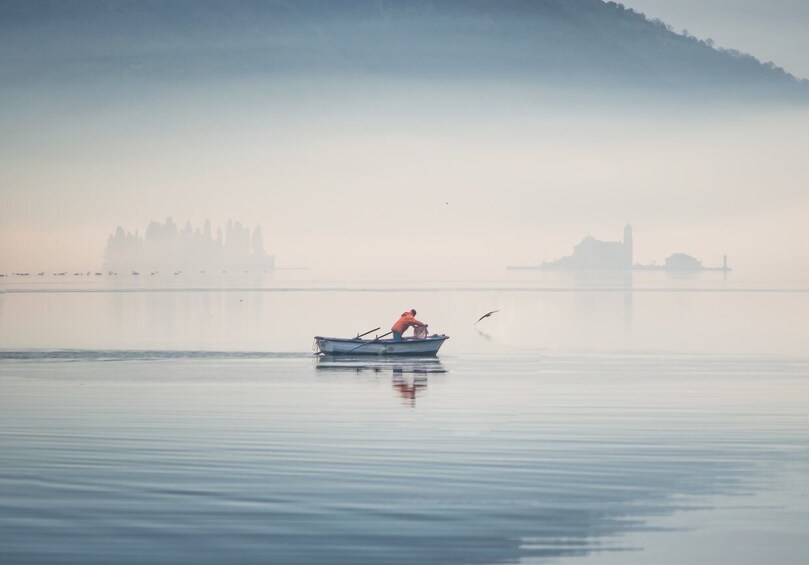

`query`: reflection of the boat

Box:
[315,355,446,375]
[316,355,445,406]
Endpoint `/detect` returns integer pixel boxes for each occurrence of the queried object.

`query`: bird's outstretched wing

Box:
[474,310,500,325]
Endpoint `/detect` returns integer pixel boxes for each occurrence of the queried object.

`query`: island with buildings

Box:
[103,218,275,273]
[508,225,730,272]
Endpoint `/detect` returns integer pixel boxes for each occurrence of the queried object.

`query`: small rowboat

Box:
[314,334,449,356]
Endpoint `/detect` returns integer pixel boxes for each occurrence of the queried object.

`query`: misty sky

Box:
[1,1,808,281]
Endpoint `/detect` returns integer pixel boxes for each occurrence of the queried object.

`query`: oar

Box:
[346,331,392,354]
[356,327,380,339]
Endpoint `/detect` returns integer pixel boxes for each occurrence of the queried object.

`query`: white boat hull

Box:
[314,335,449,356]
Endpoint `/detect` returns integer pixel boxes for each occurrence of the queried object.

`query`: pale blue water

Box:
[1,281,809,564]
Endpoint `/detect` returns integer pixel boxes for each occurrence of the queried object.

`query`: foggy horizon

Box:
[2,1,808,281]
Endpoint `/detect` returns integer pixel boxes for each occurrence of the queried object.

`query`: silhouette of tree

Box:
[103,218,274,272]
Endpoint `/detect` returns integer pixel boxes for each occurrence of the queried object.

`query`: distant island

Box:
[508,225,730,272]
[103,218,274,273]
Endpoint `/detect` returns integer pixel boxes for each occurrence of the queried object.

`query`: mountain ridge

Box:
[0,0,805,98]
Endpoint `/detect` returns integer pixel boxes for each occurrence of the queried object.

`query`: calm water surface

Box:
[1,280,808,563]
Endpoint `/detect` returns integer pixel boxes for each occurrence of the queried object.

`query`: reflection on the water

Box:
[475,327,493,341]
[315,355,445,405]
[3,355,809,565]
[391,375,428,406]
[315,355,446,374]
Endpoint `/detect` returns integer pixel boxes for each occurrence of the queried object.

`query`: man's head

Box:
[410,309,417,316]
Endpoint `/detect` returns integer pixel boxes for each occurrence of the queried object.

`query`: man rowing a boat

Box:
[391,309,428,342]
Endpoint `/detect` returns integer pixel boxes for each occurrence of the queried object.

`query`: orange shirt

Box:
[391,312,424,334]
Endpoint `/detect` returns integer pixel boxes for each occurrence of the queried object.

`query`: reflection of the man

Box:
[315,355,445,406]
[391,374,427,406]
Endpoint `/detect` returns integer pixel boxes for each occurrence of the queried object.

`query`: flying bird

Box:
[474,310,500,325]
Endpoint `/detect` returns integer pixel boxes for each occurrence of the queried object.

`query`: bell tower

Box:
[623,224,633,268]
